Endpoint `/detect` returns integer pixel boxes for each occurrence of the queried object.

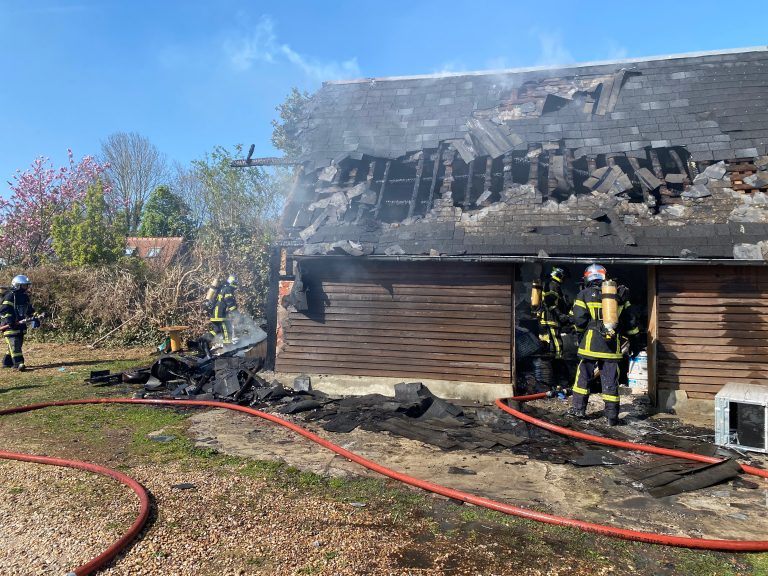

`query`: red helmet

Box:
[583,264,606,283]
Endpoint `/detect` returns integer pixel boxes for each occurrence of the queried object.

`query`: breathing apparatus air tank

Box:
[530,279,543,312]
[601,279,619,336]
[204,278,222,309]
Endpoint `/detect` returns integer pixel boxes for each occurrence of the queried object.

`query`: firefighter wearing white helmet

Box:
[567,264,639,426]
[0,275,37,371]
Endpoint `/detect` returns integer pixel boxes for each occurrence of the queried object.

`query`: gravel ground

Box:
[1,458,554,576]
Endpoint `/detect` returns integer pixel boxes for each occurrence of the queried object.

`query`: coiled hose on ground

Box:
[1,394,767,576]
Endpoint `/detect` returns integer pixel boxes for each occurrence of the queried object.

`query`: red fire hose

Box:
[2,395,768,576]
[0,448,150,576]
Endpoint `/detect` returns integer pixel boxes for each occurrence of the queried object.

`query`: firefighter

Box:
[207,274,239,345]
[0,275,38,371]
[532,267,571,390]
[568,264,639,425]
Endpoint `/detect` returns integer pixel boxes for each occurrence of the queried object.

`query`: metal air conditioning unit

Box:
[715,382,768,454]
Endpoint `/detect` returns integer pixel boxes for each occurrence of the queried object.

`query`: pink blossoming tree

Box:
[1,151,111,266]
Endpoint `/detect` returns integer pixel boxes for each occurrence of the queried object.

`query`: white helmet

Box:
[11,275,31,289]
[583,264,606,284]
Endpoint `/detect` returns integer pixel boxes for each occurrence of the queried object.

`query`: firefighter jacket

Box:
[536,278,570,358]
[0,289,35,336]
[538,278,569,330]
[570,282,639,360]
[210,284,237,322]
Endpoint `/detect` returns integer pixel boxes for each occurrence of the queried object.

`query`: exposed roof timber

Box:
[231,157,300,167]
[325,46,768,85]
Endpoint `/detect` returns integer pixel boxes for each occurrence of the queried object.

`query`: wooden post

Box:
[647,265,658,406]
[265,245,281,371]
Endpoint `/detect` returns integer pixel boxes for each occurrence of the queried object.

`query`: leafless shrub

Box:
[23,233,271,346]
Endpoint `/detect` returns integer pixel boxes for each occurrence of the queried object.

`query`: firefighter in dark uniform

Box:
[568,264,639,425]
[534,267,571,389]
[0,275,38,371]
[208,274,238,345]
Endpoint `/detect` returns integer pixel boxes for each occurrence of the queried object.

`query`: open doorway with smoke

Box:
[515,263,648,394]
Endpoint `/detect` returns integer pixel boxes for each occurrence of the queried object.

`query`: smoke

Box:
[210,310,267,353]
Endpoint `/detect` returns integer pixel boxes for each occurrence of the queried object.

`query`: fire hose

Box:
[1,395,768,576]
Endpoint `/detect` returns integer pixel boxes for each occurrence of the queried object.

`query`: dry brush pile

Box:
[21,241,271,346]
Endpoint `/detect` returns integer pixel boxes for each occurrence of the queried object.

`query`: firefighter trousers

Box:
[208,320,233,345]
[571,358,620,421]
[3,333,24,368]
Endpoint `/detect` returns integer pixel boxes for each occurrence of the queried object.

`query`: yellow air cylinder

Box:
[531,279,543,311]
[601,279,619,333]
[204,278,222,306]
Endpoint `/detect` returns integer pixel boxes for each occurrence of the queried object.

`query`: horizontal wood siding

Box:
[276,260,513,383]
[657,266,768,399]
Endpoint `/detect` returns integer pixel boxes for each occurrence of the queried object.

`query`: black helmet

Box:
[550,267,566,283]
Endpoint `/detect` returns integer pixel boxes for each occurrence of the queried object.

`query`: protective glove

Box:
[629,335,644,357]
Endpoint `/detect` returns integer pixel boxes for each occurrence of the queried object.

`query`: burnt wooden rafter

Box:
[425,145,442,212]
[649,149,671,198]
[668,149,690,185]
[407,154,425,219]
[373,160,392,219]
[464,157,475,207]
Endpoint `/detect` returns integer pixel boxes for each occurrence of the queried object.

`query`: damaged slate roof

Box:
[298,47,768,170]
[280,47,768,261]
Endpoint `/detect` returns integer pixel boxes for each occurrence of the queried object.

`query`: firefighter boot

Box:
[567,393,588,419]
[604,401,620,426]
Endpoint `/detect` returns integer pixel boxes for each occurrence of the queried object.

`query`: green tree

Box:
[271,87,310,160]
[190,144,283,236]
[184,144,288,318]
[138,185,192,238]
[51,179,124,266]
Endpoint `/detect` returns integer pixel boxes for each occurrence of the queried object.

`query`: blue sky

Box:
[1,0,766,195]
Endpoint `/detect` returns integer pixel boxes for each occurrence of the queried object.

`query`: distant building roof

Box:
[125,237,184,265]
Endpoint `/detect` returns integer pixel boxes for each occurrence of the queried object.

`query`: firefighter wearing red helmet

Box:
[567,264,639,426]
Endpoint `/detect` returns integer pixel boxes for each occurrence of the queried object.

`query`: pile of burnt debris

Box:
[86,351,754,497]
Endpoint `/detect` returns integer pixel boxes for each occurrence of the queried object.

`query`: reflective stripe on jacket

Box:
[570,284,639,360]
[210,285,238,322]
[0,289,34,335]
